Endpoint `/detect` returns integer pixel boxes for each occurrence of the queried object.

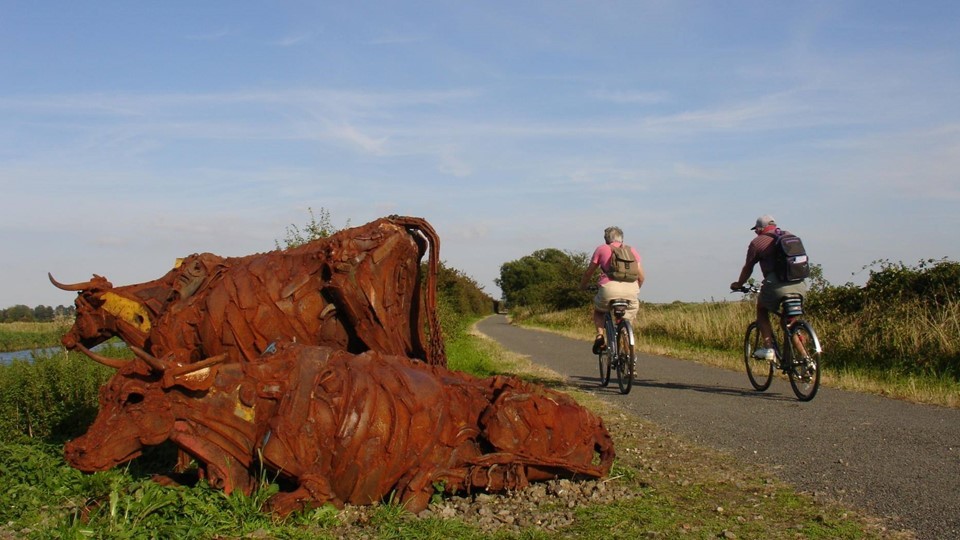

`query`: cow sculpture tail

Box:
[389,215,446,366]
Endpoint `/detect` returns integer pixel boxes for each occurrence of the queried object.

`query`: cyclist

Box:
[729,214,808,361]
[579,226,645,354]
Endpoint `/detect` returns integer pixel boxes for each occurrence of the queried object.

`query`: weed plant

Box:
[0,347,117,441]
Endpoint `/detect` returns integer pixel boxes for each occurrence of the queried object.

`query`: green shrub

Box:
[434,261,494,343]
[0,346,116,443]
[807,259,960,377]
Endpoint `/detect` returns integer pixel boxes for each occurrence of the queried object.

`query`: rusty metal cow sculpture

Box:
[50,216,445,367]
[65,341,615,515]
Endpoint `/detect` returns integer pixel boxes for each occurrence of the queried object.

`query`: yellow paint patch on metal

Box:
[234,399,255,422]
[210,386,256,423]
[101,292,152,333]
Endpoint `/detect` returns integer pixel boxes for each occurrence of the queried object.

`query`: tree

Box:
[496,249,591,310]
[2,305,35,322]
[33,305,54,322]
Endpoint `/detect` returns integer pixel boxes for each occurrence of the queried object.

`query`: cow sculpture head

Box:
[49,255,222,365]
[63,356,174,471]
[65,345,272,495]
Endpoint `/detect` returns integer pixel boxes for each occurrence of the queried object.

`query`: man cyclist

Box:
[729,215,808,360]
[579,226,645,354]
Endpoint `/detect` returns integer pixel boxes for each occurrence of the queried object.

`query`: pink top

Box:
[591,242,642,286]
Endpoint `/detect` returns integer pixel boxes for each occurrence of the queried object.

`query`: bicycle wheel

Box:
[743,321,774,391]
[615,320,635,394]
[787,320,822,401]
[598,348,611,387]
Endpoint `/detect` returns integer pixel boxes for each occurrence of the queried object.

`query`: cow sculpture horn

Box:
[130,346,169,373]
[73,343,129,370]
[48,273,101,291]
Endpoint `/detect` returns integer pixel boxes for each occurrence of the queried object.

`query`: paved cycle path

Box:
[476,314,960,540]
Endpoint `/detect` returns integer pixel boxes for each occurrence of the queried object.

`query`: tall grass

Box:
[511,300,754,356]
[0,321,71,352]
[817,299,960,376]
[512,295,960,407]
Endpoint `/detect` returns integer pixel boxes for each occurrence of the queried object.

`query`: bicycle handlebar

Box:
[732,284,760,294]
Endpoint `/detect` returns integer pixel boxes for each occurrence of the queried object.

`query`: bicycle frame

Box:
[602,299,636,394]
[772,295,821,366]
[604,301,634,351]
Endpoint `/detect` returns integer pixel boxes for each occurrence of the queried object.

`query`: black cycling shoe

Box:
[592,335,606,355]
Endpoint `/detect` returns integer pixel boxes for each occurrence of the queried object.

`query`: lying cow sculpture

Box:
[65,341,615,515]
[50,216,445,367]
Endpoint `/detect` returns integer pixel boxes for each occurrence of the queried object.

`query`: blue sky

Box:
[2,1,959,308]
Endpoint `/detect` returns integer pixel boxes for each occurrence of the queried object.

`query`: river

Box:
[0,342,124,365]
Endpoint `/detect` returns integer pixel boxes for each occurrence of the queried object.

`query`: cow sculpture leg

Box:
[265,473,341,516]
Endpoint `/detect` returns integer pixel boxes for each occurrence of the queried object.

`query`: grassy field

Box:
[0,320,70,352]
[510,299,960,409]
[0,327,911,539]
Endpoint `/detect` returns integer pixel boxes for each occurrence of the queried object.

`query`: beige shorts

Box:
[593,281,640,321]
[759,275,808,312]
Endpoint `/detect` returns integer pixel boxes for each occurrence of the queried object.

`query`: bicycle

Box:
[596,298,636,394]
[734,284,822,401]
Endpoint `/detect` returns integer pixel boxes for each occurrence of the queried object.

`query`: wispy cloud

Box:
[368,34,427,46]
[672,162,722,181]
[0,88,480,117]
[275,32,313,47]
[592,89,670,105]
[327,122,388,154]
[184,27,236,41]
[641,93,822,135]
[567,166,651,191]
[823,123,960,201]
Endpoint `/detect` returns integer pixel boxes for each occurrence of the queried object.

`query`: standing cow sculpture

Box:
[65,341,615,515]
[50,216,445,367]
